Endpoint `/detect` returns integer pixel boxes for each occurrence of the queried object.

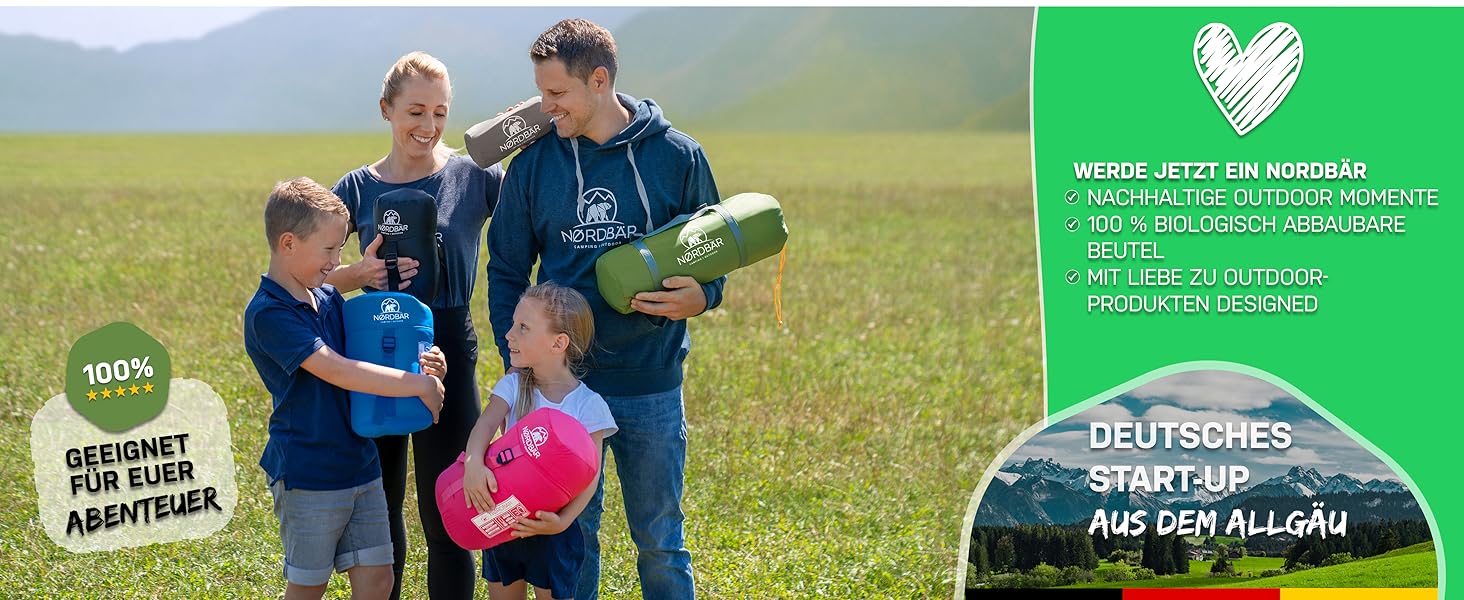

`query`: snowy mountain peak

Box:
[1318,473,1364,495]
[1362,479,1408,494]
[1253,466,1328,496]
[1000,457,1089,492]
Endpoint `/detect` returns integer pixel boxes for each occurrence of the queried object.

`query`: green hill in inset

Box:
[1212,543,1437,589]
[1376,540,1434,559]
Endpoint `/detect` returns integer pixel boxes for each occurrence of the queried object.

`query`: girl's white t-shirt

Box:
[491,372,618,437]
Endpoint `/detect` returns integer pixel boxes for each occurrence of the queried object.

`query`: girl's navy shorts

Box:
[482,521,585,599]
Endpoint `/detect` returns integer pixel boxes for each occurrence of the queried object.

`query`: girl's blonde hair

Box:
[381,51,459,161]
[515,282,595,421]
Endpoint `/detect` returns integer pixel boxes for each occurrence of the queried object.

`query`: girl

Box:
[462,283,617,600]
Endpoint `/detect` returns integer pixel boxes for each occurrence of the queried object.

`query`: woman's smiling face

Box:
[382,75,451,160]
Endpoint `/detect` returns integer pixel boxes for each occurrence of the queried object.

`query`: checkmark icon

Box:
[1065,217,1080,232]
[1065,189,1079,204]
[1066,269,1081,285]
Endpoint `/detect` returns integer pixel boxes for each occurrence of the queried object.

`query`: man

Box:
[486,18,724,600]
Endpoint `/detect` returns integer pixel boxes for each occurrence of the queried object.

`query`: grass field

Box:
[1059,543,1438,590]
[1063,556,1285,589]
[0,131,1040,597]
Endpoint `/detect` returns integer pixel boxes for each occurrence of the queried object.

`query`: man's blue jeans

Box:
[575,385,695,599]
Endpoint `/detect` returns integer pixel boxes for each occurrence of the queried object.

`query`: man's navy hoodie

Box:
[487,93,724,397]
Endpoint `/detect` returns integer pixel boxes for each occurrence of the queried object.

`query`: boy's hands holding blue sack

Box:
[463,458,498,513]
[418,374,444,424]
[418,346,447,423]
[420,345,447,379]
[356,233,420,291]
[630,276,707,320]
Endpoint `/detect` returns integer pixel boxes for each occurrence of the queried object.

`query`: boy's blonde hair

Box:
[516,283,595,421]
[264,177,350,250]
[381,51,458,161]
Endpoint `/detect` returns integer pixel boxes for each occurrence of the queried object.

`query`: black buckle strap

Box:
[383,240,401,292]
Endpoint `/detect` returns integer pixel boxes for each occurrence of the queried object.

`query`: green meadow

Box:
[0,132,1040,597]
[1062,543,1438,589]
[1064,556,1286,589]
[1214,542,1438,589]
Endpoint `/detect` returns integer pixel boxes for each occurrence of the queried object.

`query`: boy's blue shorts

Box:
[482,521,585,599]
[269,477,393,586]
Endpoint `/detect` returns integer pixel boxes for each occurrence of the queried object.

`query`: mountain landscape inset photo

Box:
[964,368,1438,590]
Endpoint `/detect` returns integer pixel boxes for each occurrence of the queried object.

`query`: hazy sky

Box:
[0,7,273,51]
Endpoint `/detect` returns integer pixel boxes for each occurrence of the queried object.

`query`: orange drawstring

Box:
[774,245,787,327]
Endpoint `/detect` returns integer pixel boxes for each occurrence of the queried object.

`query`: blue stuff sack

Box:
[343,291,435,437]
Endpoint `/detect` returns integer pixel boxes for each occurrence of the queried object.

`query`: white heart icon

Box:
[1194,22,1303,136]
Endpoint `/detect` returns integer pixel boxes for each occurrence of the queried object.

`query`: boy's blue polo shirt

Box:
[243,275,380,491]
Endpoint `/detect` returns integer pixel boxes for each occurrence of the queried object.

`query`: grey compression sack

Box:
[464,96,554,167]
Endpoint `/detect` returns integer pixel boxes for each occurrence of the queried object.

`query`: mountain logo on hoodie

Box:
[561,186,641,249]
[578,188,620,225]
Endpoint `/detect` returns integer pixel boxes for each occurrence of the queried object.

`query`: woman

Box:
[327,51,503,599]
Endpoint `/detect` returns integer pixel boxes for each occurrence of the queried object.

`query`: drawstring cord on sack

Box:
[570,137,653,234]
[775,244,787,328]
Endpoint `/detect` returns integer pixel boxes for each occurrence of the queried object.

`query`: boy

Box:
[244,176,447,599]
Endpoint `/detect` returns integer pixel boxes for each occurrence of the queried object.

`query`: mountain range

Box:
[976,458,1414,528]
[2,6,1032,132]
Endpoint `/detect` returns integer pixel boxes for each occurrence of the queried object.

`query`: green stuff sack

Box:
[596,192,788,316]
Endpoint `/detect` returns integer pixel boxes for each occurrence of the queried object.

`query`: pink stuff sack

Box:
[436,408,600,550]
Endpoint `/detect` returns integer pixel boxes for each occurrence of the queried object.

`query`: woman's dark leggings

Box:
[376,306,481,599]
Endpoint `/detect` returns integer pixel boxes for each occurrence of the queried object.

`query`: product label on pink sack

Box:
[471,495,531,538]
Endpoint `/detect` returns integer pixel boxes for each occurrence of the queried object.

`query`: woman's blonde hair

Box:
[515,282,595,421]
[381,51,459,161]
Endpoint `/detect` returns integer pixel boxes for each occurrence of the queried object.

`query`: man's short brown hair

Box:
[530,18,619,84]
[264,177,350,249]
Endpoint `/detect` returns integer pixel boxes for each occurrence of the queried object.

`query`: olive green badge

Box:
[65,322,171,432]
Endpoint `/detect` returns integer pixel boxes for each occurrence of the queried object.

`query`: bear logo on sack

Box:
[521,426,550,458]
[676,223,724,267]
[378,209,409,235]
[679,225,708,250]
[372,297,410,322]
[502,116,527,137]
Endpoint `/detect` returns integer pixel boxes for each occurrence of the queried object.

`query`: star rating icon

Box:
[86,381,158,401]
